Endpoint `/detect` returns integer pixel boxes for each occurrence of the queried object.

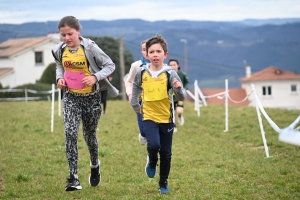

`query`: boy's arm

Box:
[170,71,186,101]
[130,69,143,111]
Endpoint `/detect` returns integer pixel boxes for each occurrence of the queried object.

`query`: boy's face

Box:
[141,43,147,58]
[169,61,179,72]
[147,43,168,67]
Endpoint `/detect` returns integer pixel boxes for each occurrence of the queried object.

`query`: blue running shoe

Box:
[145,156,156,178]
[159,181,170,194]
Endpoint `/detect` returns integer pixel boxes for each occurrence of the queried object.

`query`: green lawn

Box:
[0,101,299,200]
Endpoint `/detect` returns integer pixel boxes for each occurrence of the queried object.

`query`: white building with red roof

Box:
[0,34,60,88]
[239,66,300,110]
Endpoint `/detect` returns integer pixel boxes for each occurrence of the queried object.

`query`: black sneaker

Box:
[89,160,101,186]
[65,174,82,191]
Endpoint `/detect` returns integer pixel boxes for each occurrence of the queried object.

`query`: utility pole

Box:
[119,36,126,100]
[180,39,188,74]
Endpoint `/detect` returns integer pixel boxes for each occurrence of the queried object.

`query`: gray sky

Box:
[1,0,300,24]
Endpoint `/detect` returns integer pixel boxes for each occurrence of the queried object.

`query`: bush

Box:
[40,63,56,84]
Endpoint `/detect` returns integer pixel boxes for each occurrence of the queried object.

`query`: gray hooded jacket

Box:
[52,36,119,97]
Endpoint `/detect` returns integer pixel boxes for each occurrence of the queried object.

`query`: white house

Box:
[0,34,61,88]
[240,66,300,110]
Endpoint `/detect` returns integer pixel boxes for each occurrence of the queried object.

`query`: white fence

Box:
[187,79,300,158]
[0,88,58,101]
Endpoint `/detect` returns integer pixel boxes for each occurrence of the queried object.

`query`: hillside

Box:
[1,18,299,88]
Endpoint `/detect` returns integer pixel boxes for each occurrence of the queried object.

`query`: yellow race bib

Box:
[142,72,168,101]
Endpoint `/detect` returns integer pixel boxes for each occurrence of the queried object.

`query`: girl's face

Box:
[59,25,81,48]
[141,42,147,59]
[147,43,168,68]
[169,61,179,72]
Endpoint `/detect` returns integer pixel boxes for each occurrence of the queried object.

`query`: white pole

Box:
[25,89,28,102]
[51,84,55,133]
[194,80,200,117]
[194,80,198,111]
[251,84,270,158]
[224,79,228,132]
[197,86,207,107]
[58,89,61,116]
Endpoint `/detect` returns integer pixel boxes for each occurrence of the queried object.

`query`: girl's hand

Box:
[82,75,97,86]
[173,78,182,88]
[57,78,67,89]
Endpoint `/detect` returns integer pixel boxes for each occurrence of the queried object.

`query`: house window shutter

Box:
[267,86,272,95]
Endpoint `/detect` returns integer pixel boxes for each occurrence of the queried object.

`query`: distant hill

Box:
[1,18,299,88]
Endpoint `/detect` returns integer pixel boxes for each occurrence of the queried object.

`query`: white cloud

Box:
[0,0,299,24]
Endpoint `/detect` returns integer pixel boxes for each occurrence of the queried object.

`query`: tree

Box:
[86,36,134,91]
[39,62,56,84]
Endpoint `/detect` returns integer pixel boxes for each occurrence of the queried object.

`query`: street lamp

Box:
[180,39,188,74]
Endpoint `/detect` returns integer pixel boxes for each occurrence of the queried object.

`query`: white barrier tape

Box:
[217,93,226,99]
[254,94,281,133]
[227,90,253,104]
[204,92,226,99]
[186,90,196,100]
[186,90,202,102]
[279,116,300,146]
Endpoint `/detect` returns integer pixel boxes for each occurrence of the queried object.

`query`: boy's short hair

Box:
[146,34,168,53]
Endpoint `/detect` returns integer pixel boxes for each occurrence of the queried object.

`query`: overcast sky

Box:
[1,0,300,24]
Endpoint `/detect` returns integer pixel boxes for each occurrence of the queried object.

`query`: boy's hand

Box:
[173,78,182,88]
[135,109,141,114]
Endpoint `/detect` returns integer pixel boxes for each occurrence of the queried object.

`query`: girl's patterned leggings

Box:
[63,90,102,175]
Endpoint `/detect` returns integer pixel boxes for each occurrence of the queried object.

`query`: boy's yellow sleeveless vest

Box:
[141,70,173,123]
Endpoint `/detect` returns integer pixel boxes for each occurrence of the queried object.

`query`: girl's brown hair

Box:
[57,16,82,30]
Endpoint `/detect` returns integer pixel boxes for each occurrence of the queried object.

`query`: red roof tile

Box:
[240,66,300,82]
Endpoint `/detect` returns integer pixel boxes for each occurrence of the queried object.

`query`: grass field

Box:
[0,100,300,200]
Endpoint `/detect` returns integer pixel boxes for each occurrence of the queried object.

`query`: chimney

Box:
[246,65,251,78]
[47,32,61,41]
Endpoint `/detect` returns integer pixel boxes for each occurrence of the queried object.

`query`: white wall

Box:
[0,59,14,68]
[242,80,300,110]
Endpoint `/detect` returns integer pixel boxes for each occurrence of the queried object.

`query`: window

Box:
[35,52,43,64]
[291,85,297,92]
[262,86,272,96]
